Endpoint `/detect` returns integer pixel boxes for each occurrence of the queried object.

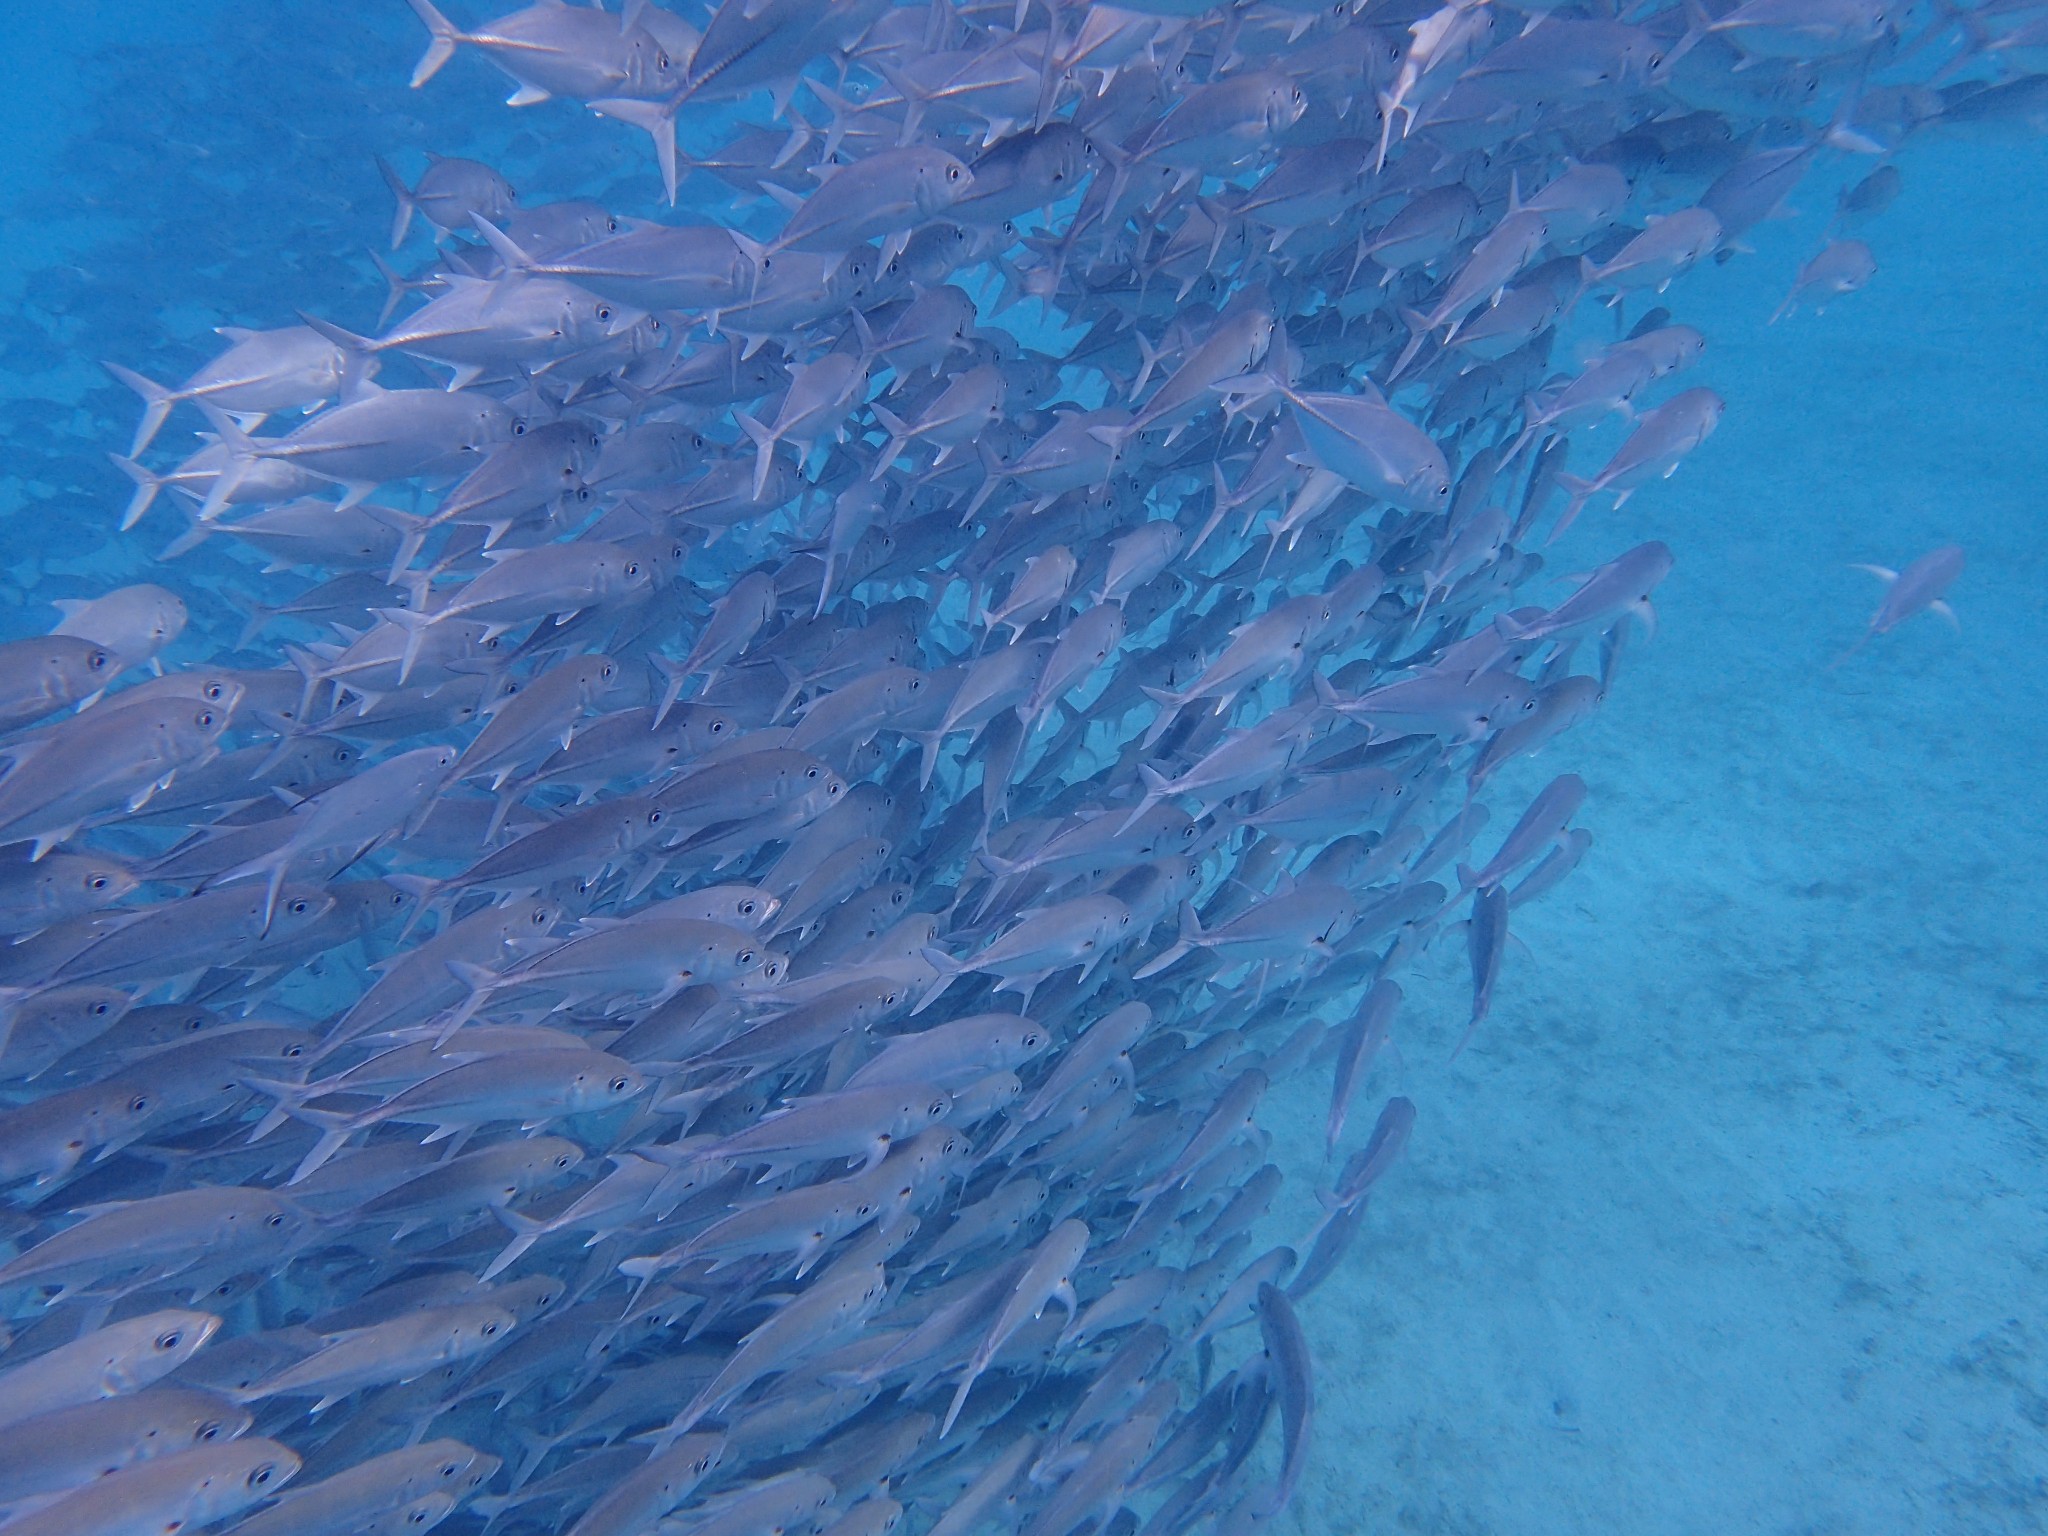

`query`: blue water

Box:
[3,5,2044,1534]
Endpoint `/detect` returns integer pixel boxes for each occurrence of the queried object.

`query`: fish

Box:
[0,3,1980,1531]
[0,1437,300,1536]
[1836,545,1966,664]
[0,1310,221,1429]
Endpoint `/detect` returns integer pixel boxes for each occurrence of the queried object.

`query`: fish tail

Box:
[193,403,257,522]
[297,311,379,398]
[1549,474,1595,542]
[371,605,433,687]
[911,947,961,1016]
[381,873,442,945]
[482,1208,547,1281]
[365,250,413,331]
[436,959,500,1042]
[940,1366,979,1439]
[871,402,911,480]
[284,1102,361,1184]
[589,94,684,205]
[108,453,164,531]
[649,653,691,730]
[734,410,776,502]
[374,156,415,249]
[1136,687,1185,751]
[103,361,176,457]
[912,728,946,792]
[404,0,462,88]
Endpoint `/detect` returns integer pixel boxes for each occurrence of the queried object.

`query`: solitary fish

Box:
[1835,544,1965,665]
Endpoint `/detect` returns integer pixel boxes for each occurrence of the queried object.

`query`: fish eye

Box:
[806,766,819,778]
[625,562,641,576]
[609,1076,631,1092]
[156,1330,183,1349]
[129,1094,150,1113]
[739,899,757,914]
[929,1098,947,1116]
[88,649,109,670]
[248,1464,278,1488]
[738,949,756,964]
[196,709,217,727]
[597,305,613,321]
[290,899,309,915]
[92,999,111,1015]
[481,1322,499,1337]
[89,874,109,890]
[267,1212,285,1227]
[198,1420,225,1440]
[513,420,528,435]
[204,681,225,700]
[765,959,784,978]
[948,165,961,180]
[555,1153,573,1168]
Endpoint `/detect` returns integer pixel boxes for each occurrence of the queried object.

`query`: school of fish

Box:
[0,0,2021,1531]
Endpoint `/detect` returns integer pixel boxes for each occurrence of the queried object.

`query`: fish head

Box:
[913,150,977,215]
[620,29,682,98]
[576,1061,652,1109]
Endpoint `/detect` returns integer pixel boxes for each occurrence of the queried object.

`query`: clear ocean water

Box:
[2,5,2043,1535]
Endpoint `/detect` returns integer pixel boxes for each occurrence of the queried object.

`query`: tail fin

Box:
[367,251,414,329]
[283,1100,363,1184]
[870,401,912,481]
[404,0,463,88]
[109,453,165,531]
[910,947,962,1016]
[469,214,539,277]
[376,156,416,249]
[649,652,690,729]
[912,727,947,792]
[370,604,435,687]
[437,958,503,1043]
[734,410,777,501]
[589,94,684,205]
[193,404,259,522]
[1137,685,1187,752]
[1117,761,1173,835]
[242,1072,312,1145]
[383,871,444,943]
[103,362,176,456]
[482,1206,549,1281]
[1132,899,1201,980]
[296,312,380,397]
[1548,474,1595,544]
